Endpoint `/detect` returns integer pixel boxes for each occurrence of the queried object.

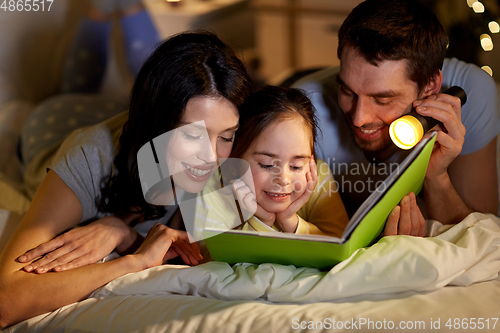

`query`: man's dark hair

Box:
[337,0,449,91]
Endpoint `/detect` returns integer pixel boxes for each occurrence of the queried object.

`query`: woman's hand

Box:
[230,179,276,227]
[17,216,139,274]
[132,223,202,269]
[275,157,318,232]
[383,192,426,237]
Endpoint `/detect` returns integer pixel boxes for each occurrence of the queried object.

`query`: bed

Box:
[1,203,500,332]
[1,2,500,333]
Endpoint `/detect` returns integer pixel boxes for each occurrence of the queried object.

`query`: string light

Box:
[465,1,497,78]
[473,1,485,13]
[481,66,493,76]
[467,0,477,7]
[489,21,500,33]
[480,33,493,51]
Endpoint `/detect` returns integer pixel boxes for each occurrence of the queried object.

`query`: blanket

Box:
[94,212,500,302]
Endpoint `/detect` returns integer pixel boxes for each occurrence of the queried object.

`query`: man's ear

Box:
[421,70,443,98]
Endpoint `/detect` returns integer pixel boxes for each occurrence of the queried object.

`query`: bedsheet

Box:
[94,213,500,302]
[5,279,500,333]
[3,213,500,332]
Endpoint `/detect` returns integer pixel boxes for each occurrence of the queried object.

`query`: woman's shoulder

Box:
[49,111,129,222]
[23,111,129,198]
[50,111,128,163]
[65,111,128,147]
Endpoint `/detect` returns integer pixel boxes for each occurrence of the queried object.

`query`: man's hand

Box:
[17,216,139,273]
[413,90,476,224]
[383,192,426,237]
[414,92,466,181]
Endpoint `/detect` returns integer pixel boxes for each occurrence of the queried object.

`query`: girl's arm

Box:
[293,159,350,238]
[0,170,199,328]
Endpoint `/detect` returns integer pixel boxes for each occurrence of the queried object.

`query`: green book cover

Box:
[204,132,437,270]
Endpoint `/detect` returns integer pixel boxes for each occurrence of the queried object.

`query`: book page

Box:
[341,132,437,240]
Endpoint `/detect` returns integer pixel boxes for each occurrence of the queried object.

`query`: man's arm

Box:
[450,138,498,214]
[424,137,498,224]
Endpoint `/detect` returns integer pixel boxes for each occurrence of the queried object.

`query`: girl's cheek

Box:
[291,175,307,195]
[249,169,266,193]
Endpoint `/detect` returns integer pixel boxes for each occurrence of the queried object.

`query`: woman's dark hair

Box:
[337,0,448,92]
[230,85,318,159]
[100,31,253,219]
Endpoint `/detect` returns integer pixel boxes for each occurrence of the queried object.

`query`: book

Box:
[203,132,437,270]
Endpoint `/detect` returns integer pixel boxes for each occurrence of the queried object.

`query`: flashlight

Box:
[389,86,467,150]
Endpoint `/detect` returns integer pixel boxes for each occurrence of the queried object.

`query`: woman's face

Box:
[166,95,239,193]
[242,117,313,213]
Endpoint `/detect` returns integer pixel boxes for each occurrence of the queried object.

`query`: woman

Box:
[0,31,253,328]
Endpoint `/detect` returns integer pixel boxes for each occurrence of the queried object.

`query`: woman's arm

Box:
[17,215,143,274]
[0,170,199,327]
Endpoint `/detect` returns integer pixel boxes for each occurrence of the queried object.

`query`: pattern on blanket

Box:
[94,212,500,302]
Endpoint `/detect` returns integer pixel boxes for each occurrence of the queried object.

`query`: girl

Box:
[0,31,253,327]
[201,86,350,237]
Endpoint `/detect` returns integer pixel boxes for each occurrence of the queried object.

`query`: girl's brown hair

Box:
[230,85,318,159]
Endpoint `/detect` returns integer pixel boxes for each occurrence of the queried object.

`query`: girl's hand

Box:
[132,223,202,269]
[276,157,318,232]
[383,192,426,237]
[230,179,276,227]
[17,216,138,274]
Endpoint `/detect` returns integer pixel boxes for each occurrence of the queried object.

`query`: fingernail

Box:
[402,196,410,206]
[18,255,27,262]
[416,106,427,112]
[413,100,422,106]
[36,268,45,274]
[392,206,400,215]
[25,265,33,272]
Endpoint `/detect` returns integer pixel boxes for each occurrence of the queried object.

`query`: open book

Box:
[203,132,437,270]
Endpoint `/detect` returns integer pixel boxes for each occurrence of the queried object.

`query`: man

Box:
[293,0,499,235]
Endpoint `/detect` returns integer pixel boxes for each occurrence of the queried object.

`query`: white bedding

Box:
[6,279,500,333]
[2,212,500,332]
[95,213,500,301]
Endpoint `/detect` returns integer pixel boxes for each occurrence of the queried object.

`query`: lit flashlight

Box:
[389,86,467,150]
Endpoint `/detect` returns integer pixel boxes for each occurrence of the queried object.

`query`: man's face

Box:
[337,46,421,157]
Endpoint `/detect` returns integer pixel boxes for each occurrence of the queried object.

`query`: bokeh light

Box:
[480,33,493,51]
[489,21,500,33]
[481,65,493,76]
[473,1,485,13]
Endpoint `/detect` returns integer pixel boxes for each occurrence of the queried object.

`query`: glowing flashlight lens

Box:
[394,122,415,145]
[389,116,423,150]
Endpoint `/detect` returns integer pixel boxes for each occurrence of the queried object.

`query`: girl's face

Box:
[242,117,313,213]
[166,95,239,193]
